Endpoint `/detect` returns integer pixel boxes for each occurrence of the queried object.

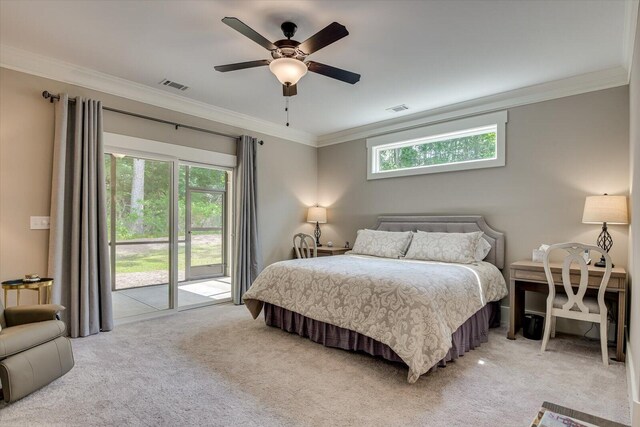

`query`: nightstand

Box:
[315,247,350,257]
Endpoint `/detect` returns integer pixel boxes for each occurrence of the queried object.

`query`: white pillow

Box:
[404,231,484,264]
[350,229,413,258]
[475,237,492,261]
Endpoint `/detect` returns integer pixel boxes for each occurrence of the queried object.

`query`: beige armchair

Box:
[0,301,74,403]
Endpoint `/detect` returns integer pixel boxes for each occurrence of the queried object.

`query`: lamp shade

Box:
[269,58,308,85]
[582,195,628,225]
[307,206,327,224]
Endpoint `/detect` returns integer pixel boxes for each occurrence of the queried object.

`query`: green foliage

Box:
[105,157,227,241]
[378,132,497,171]
[177,166,226,236]
[187,166,226,190]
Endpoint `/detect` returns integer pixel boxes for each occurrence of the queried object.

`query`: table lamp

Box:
[307,206,327,247]
[582,194,628,267]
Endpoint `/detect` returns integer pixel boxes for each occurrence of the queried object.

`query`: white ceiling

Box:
[0,0,635,139]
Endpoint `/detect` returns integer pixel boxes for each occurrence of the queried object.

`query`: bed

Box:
[243,215,507,383]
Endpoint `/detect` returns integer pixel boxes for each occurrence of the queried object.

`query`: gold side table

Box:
[1,278,53,307]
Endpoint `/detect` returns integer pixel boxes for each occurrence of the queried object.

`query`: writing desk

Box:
[508,260,627,362]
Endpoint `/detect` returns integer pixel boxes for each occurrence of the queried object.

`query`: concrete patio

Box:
[112,277,231,320]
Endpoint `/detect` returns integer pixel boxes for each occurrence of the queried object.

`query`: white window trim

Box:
[104,132,237,168]
[366,110,507,180]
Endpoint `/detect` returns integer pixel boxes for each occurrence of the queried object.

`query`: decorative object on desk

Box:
[532,244,549,263]
[582,194,628,267]
[307,206,327,247]
[327,241,333,247]
[582,249,591,265]
[345,241,350,249]
[23,274,40,282]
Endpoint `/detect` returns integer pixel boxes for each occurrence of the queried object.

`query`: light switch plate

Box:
[30,216,50,230]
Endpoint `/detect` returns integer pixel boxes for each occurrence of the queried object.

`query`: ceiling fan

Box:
[214,17,361,97]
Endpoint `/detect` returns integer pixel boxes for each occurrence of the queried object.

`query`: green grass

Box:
[115,244,222,274]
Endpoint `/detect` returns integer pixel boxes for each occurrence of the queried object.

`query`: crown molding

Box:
[1,44,632,150]
[624,0,640,82]
[0,45,317,147]
[317,66,629,147]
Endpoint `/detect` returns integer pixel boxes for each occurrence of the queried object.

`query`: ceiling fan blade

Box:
[214,59,270,72]
[307,61,360,84]
[283,84,297,97]
[298,22,349,55]
[222,17,277,50]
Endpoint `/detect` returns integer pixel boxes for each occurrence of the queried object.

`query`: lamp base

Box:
[594,255,614,268]
[594,223,614,268]
[314,221,322,247]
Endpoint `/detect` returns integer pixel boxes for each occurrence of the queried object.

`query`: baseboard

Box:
[626,337,640,427]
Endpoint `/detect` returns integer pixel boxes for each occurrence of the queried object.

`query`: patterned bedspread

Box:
[243,254,507,383]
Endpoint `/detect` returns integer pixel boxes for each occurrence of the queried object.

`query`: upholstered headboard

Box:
[375,215,505,269]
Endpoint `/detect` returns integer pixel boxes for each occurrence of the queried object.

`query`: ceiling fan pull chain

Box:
[285,97,290,127]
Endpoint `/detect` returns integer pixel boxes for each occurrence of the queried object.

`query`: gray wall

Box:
[318,86,630,316]
[0,67,317,305]
[628,5,640,413]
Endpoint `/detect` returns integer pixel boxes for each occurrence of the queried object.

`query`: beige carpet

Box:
[0,303,630,426]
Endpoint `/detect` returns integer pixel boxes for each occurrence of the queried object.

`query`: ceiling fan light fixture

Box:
[269,58,308,85]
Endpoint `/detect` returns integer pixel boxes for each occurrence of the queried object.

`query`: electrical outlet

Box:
[30,216,50,230]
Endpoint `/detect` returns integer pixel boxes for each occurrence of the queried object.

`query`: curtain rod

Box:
[41,91,264,145]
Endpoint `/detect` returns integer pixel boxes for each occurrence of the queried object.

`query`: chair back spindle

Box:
[543,243,611,315]
[541,242,612,365]
[293,233,317,259]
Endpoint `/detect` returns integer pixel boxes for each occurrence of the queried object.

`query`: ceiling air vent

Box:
[159,79,189,91]
[386,104,409,113]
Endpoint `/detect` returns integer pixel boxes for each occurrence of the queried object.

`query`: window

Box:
[367,111,507,179]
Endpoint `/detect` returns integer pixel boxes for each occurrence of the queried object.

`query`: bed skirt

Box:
[264,301,500,370]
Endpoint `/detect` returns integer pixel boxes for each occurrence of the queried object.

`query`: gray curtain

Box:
[48,94,113,337]
[233,135,263,304]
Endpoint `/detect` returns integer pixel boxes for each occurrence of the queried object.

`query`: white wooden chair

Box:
[540,242,612,365]
[293,233,317,259]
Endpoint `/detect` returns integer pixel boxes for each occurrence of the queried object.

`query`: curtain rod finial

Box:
[42,90,58,103]
[258,140,264,145]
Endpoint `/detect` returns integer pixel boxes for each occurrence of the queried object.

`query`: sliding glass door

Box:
[105,153,231,320]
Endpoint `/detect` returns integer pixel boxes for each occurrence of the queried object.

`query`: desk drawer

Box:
[512,269,621,289]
